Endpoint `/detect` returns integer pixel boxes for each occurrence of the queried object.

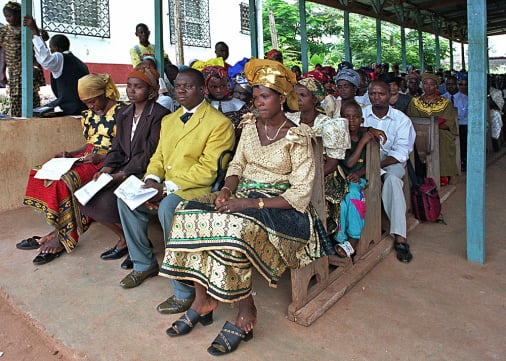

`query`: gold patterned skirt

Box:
[159,181,324,303]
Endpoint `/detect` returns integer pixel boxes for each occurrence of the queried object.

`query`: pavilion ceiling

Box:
[310,0,506,42]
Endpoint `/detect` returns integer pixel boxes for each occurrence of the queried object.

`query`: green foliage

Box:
[262,0,450,71]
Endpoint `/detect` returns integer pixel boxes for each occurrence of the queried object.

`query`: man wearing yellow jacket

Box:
[118,68,235,314]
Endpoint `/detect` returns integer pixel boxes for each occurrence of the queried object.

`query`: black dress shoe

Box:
[100,246,128,260]
[394,241,413,263]
[157,295,195,314]
[120,255,133,269]
[33,250,65,265]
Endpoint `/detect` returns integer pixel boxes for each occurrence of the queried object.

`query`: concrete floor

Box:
[0,154,505,361]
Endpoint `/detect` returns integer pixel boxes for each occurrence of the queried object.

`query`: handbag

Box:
[407,159,442,222]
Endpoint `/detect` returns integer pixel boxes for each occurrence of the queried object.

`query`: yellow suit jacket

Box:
[145,101,235,200]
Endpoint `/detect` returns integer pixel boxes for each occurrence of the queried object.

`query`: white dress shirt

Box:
[442,91,468,126]
[32,35,65,79]
[362,105,416,164]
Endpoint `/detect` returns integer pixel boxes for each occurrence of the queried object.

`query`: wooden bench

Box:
[288,139,389,326]
[410,116,440,188]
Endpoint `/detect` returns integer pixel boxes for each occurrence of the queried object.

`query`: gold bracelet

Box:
[221,186,232,194]
[258,198,264,209]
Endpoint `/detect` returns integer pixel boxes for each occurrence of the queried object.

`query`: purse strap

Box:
[406,159,420,188]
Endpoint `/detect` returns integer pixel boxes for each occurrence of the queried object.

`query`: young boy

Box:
[334,100,374,258]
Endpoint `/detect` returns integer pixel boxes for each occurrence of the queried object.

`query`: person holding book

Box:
[79,65,169,266]
[116,68,235,307]
[18,73,123,265]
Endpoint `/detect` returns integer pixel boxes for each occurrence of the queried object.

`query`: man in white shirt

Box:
[24,16,89,115]
[363,80,416,263]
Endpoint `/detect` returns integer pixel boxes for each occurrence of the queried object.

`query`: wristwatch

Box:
[258,198,264,209]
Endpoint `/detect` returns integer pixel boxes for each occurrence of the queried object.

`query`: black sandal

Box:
[394,241,413,263]
[207,321,253,356]
[16,236,41,250]
[166,308,213,337]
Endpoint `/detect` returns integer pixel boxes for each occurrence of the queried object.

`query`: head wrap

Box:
[128,65,160,89]
[421,72,441,85]
[78,73,119,101]
[228,58,250,82]
[233,72,252,93]
[265,49,283,63]
[202,65,230,96]
[191,57,224,72]
[320,66,337,78]
[4,1,20,12]
[338,61,353,71]
[406,72,420,81]
[297,78,325,103]
[335,68,361,88]
[304,69,330,84]
[244,58,296,96]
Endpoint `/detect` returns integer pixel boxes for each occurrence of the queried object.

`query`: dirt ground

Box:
[0,294,70,361]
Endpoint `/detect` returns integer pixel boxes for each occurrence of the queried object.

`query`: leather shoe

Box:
[394,241,413,263]
[33,249,65,265]
[120,255,133,269]
[100,245,128,260]
[17,236,41,250]
[120,264,159,289]
[157,295,195,314]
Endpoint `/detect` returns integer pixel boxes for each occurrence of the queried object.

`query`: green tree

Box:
[262,0,450,71]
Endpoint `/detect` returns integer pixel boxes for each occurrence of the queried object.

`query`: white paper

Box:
[34,157,80,181]
[74,173,113,206]
[114,175,158,211]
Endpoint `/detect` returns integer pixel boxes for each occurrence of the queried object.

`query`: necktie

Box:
[180,112,193,124]
[450,95,455,107]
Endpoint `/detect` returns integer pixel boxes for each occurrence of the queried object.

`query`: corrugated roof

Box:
[311,0,506,42]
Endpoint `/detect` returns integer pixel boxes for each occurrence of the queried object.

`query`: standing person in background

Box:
[442,75,468,171]
[214,41,231,71]
[24,15,89,115]
[0,2,46,116]
[130,23,155,68]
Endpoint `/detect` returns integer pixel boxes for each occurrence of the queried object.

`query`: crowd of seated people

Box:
[13,16,506,354]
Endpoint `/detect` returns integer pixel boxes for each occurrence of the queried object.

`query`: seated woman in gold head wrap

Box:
[20,73,125,265]
[158,58,327,356]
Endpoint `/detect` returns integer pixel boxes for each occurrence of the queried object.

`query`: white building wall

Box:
[0,0,251,66]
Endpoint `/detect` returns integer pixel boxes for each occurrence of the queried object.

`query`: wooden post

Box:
[154,0,164,75]
[466,0,486,264]
[298,0,309,73]
[376,18,382,64]
[268,11,279,50]
[174,0,184,65]
[449,39,454,70]
[344,10,352,63]
[461,42,466,70]
[401,26,407,72]
[248,0,258,58]
[21,0,34,118]
[418,29,424,72]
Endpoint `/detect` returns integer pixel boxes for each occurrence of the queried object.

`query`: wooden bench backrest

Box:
[410,116,441,188]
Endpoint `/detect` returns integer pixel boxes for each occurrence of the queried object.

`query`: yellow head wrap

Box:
[244,58,296,96]
[191,57,225,72]
[78,73,120,101]
[421,72,441,85]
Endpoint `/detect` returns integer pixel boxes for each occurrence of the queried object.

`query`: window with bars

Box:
[41,0,110,38]
[169,0,211,48]
[240,3,250,34]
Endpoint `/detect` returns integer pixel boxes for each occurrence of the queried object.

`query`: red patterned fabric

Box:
[23,144,101,252]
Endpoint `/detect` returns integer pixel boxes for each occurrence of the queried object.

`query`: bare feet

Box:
[39,234,64,254]
[235,295,257,333]
[37,230,58,245]
[190,287,219,316]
